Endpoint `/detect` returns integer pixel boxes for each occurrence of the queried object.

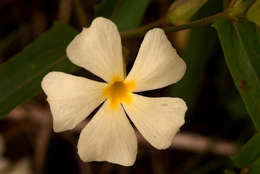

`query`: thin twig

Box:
[120,11,229,38]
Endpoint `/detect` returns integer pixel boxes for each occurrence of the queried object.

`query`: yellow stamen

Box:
[103,76,135,109]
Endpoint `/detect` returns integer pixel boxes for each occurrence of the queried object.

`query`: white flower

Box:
[41,17,187,166]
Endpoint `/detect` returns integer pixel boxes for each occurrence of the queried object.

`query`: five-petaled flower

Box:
[41,17,187,166]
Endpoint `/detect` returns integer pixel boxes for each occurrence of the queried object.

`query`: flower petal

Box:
[41,72,106,132]
[126,28,186,92]
[123,94,187,149]
[66,17,124,82]
[77,101,137,166]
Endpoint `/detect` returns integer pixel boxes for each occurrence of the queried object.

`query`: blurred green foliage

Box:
[95,0,150,30]
[0,22,78,117]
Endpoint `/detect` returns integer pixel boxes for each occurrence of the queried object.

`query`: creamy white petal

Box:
[41,71,106,132]
[123,94,187,149]
[66,17,124,82]
[78,101,137,166]
[126,28,186,92]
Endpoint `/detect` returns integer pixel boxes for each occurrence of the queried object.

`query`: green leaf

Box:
[95,0,150,30]
[0,22,79,118]
[250,158,260,174]
[231,133,260,168]
[213,19,260,130]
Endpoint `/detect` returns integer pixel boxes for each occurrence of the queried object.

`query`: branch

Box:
[120,11,229,38]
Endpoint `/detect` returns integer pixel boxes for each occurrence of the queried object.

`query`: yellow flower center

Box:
[103,76,135,110]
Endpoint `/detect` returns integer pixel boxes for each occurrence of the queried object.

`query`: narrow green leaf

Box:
[95,0,150,30]
[231,133,260,168]
[0,22,79,117]
[213,19,260,130]
[250,158,260,174]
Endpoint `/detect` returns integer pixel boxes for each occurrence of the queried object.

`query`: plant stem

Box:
[120,18,165,38]
[120,11,229,38]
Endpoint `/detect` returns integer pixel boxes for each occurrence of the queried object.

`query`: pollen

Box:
[103,76,135,109]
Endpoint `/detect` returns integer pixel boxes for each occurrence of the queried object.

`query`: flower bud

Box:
[229,0,255,17]
[167,0,208,24]
[246,0,260,26]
